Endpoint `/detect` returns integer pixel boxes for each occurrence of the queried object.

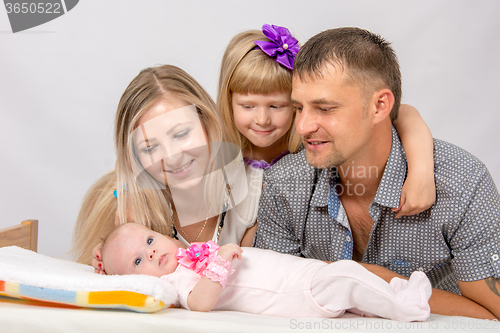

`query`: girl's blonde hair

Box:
[72,65,231,263]
[71,170,117,264]
[217,30,302,154]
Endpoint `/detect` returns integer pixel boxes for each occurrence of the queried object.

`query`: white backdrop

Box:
[1,0,499,258]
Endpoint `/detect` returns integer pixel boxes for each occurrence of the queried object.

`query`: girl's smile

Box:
[232,91,294,150]
[251,129,275,135]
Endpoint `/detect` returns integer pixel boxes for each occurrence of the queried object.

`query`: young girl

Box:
[101,222,432,322]
[72,65,255,266]
[217,24,436,245]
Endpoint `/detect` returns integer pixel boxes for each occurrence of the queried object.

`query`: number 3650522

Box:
[5,2,62,14]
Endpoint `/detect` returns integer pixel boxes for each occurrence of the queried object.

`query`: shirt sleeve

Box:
[253,174,302,256]
[451,165,500,281]
[162,267,201,310]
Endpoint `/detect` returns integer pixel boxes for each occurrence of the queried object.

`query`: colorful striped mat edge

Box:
[0,280,167,312]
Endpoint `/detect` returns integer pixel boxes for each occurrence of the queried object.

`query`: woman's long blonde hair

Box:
[217,30,302,154]
[72,65,230,263]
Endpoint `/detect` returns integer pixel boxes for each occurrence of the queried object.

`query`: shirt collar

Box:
[373,126,407,209]
[311,168,331,207]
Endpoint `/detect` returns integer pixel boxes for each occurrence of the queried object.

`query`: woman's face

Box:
[132,96,210,190]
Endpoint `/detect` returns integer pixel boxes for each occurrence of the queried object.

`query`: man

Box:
[254,27,500,319]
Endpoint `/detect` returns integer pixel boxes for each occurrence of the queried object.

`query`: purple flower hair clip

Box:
[254,24,300,70]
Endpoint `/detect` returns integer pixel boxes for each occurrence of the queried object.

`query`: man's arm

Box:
[449,165,500,319]
[458,278,500,319]
[360,263,497,319]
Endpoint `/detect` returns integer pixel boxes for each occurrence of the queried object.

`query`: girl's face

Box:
[231,91,294,149]
[132,97,210,190]
[105,223,179,277]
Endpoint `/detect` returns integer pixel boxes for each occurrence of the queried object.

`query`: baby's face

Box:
[105,223,179,277]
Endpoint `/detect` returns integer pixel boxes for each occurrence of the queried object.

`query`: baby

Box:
[101,223,432,321]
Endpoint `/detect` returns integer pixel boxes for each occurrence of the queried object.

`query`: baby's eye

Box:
[134,258,142,266]
[242,105,253,109]
[147,237,153,245]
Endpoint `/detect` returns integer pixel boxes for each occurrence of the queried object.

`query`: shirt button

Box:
[492,254,499,261]
[346,236,351,242]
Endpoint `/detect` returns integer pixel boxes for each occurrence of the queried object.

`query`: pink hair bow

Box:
[254,24,300,70]
[176,241,220,274]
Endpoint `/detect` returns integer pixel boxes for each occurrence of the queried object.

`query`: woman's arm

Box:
[393,104,435,218]
[187,244,242,312]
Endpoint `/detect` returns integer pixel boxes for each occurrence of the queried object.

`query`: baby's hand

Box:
[217,243,243,262]
[92,242,106,274]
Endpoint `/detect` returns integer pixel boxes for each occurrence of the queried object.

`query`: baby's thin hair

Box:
[100,223,128,275]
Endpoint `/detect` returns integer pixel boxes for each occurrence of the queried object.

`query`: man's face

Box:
[291,64,374,169]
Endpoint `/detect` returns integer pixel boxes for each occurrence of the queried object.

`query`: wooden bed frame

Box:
[0,219,38,252]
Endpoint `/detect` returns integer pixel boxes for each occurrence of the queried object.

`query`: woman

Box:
[72,65,256,268]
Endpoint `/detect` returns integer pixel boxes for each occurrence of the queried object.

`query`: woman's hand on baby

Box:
[217,243,243,262]
[92,242,106,274]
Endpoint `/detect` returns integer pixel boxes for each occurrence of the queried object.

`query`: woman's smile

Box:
[165,159,194,174]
